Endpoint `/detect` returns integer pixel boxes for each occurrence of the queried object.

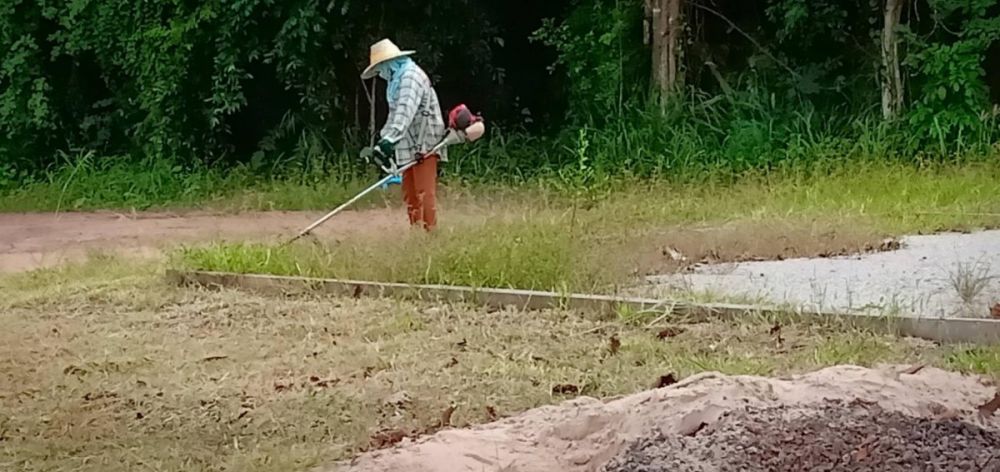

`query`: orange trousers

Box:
[401,154,438,231]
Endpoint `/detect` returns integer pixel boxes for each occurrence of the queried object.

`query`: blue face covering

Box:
[377,57,414,105]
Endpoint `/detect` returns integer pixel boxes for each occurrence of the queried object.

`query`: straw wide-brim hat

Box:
[361,39,415,79]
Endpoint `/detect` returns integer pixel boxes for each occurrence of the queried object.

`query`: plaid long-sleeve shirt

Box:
[380,64,447,166]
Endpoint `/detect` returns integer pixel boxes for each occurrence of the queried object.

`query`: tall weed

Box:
[176,216,614,291]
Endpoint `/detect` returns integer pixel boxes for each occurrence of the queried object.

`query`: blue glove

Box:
[380,175,402,190]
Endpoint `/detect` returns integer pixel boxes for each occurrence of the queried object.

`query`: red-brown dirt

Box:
[0,210,407,272]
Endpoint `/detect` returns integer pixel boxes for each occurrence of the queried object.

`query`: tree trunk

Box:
[881,0,904,120]
[648,0,683,103]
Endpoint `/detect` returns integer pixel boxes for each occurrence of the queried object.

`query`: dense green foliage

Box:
[0,0,507,176]
[904,0,1000,146]
[1,0,998,206]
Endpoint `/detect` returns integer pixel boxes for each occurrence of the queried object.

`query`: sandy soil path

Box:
[0,210,406,272]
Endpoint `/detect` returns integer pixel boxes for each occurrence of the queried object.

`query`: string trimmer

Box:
[284,105,485,245]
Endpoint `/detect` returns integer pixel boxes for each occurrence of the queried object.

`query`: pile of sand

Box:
[327,365,997,472]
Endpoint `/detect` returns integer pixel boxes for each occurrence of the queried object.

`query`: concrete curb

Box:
[166,270,1000,345]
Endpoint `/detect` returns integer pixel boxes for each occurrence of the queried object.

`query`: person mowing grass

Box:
[360,39,447,231]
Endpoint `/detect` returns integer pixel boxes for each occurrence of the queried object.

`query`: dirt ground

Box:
[5,210,983,471]
[6,262,996,472]
[628,219,889,277]
[0,210,407,272]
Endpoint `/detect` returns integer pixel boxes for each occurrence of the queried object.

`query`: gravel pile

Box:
[603,400,1000,472]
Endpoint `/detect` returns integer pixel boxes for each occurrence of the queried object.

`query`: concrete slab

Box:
[643,230,1000,318]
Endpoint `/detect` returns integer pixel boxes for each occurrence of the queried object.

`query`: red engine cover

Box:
[448,104,479,130]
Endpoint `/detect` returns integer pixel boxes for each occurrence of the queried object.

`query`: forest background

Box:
[1,0,998,210]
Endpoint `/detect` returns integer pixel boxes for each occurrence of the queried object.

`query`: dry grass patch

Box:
[2,262,999,472]
[615,218,888,276]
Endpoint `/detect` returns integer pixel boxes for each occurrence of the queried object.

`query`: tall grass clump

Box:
[448,81,1000,190]
[176,216,623,291]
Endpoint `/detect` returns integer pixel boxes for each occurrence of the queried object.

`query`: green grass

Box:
[175,216,603,291]
[945,346,1000,376]
[0,155,376,212]
[174,160,1000,292]
[602,160,1000,233]
[4,123,999,215]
